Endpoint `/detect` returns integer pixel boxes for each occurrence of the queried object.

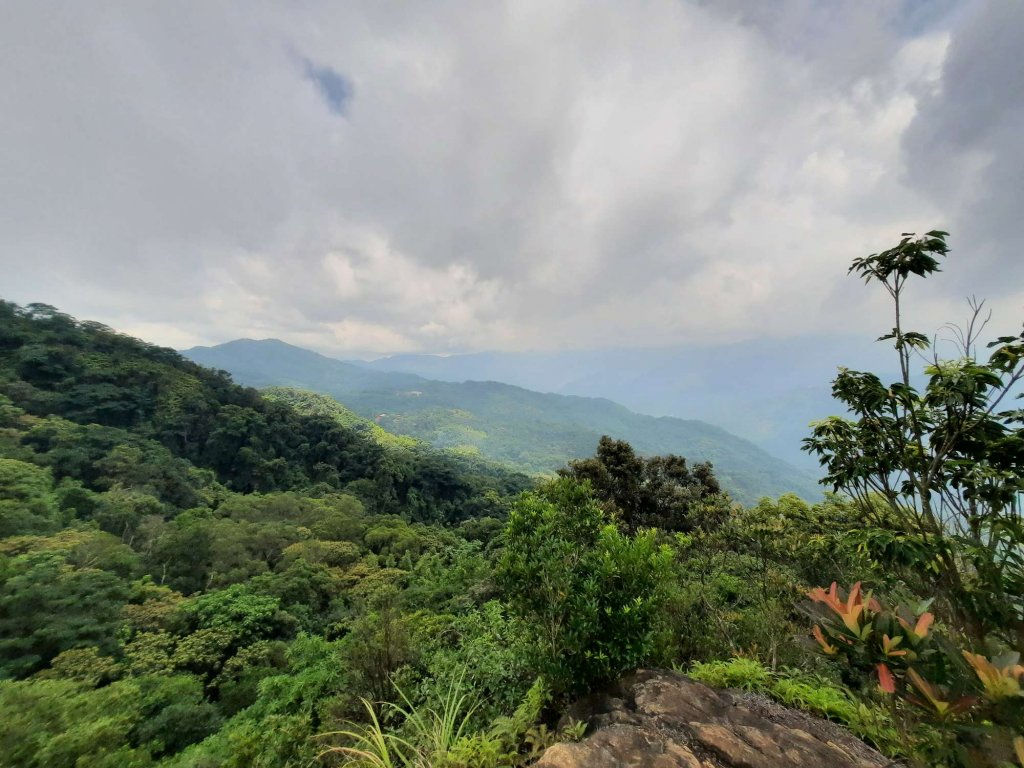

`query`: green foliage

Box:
[0,548,132,677]
[0,458,61,536]
[0,300,550,763]
[0,301,527,522]
[497,477,674,695]
[326,673,483,768]
[262,388,420,452]
[560,435,728,533]
[8,292,1016,767]
[806,581,1024,766]
[41,646,120,687]
[805,231,1024,649]
[341,585,418,703]
[687,656,773,690]
[169,585,293,682]
[663,493,879,669]
[799,234,1024,766]
[250,634,346,720]
[412,601,534,725]
[0,674,221,766]
[321,675,550,768]
[0,678,147,768]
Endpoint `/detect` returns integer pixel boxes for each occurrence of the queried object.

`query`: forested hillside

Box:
[0,303,528,519]
[185,339,821,505]
[0,301,539,764]
[361,337,889,470]
[3,228,1024,768]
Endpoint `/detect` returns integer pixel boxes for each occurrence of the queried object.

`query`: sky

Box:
[2,0,1022,358]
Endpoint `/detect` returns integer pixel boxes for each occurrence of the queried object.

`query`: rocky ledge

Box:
[536,669,895,768]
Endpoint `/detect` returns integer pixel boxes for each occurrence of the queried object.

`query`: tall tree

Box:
[497,477,673,694]
[561,436,725,533]
[804,231,1024,649]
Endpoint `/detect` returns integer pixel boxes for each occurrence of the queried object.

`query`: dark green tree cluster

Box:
[0,301,529,524]
[560,435,725,532]
[0,304,539,765]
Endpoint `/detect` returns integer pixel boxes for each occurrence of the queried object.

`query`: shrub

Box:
[805,581,1024,766]
[496,478,674,695]
[320,674,550,768]
[688,657,771,690]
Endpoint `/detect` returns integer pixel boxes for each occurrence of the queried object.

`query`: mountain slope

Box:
[361,337,891,470]
[183,339,823,504]
[261,386,420,450]
[0,302,528,524]
[186,338,424,394]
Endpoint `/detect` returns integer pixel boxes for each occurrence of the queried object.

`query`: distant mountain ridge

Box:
[183,339,824,505]
[356,337,893,469]
[187,338,424,393]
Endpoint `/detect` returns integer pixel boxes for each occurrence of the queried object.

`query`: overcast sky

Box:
[2,1,1021,357]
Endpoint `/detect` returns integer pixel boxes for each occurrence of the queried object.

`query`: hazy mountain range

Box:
[356,335,895,470]
[184,338,828,504]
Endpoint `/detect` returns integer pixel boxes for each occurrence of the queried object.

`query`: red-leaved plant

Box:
[805,582,1024,766]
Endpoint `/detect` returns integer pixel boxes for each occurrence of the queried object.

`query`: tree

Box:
[341,584,417,703]
[0,458,61,536]
[92,487,165,542]
[497,477,673,695]
[560,436,726,533]
[0,552,131,677]
[172,584,292,682]
[804,231,1024,650]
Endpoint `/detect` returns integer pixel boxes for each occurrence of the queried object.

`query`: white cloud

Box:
[1,0,1015,357]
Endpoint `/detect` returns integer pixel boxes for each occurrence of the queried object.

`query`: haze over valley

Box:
[184,338,823,503]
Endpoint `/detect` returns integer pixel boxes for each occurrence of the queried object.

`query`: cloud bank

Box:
[1,1,1019,356]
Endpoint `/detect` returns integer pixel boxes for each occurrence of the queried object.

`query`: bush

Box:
[687,657,772,690]
[497,478,674,696]
[321,674,550,768]
[805,581,1024,766]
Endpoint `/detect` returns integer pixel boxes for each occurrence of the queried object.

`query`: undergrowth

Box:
[688,658,904,759]
[319,674,557,768]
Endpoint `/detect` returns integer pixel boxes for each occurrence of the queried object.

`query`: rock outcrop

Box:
[535,669,895,768]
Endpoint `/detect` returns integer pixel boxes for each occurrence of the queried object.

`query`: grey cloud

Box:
[903,0,1024,301]
[0,1,1014,356]
[303,61,352,116]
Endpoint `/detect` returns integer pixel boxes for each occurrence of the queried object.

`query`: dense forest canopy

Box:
[1,231,1024,768]
[0,300,542,765]
[0,301,528,521]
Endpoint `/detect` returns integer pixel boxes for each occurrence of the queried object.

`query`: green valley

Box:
[185,339,821,505]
